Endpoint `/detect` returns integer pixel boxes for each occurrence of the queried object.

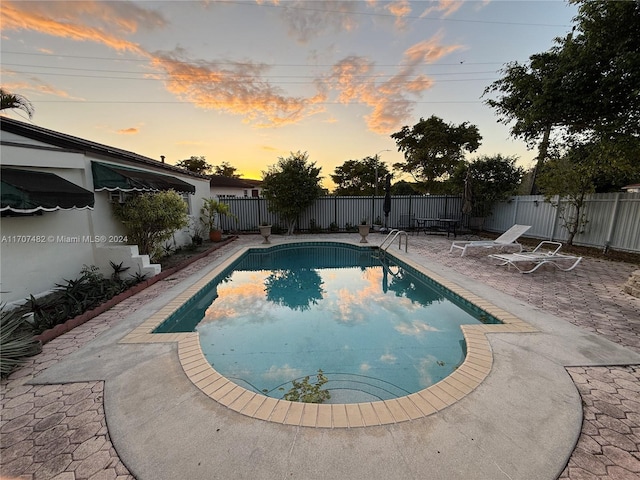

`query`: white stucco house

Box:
[210,175,262,199]
[0,117,210,305]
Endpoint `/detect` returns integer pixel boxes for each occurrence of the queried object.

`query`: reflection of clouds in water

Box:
[395,320,439,337]
[360,362,371,372]
[379,353,397,364]
[262,364,303,381]
[416,356,437,388]
[333,288,367,324]
[201,272,274,324]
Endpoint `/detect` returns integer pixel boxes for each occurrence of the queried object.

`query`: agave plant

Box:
[1,306,41,378]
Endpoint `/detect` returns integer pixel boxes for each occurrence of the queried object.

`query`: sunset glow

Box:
[0,0,577,188]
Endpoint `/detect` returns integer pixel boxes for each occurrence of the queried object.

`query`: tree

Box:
[559,0,640,139]
[390,116,482,192]
[175,156,212,175]
[451,155,523,217]
[331,156,391,196]
[112,190,189,259]
[390,180,419,195]
[0,89,34,119]
[213,161,240,178]
[537,138,639,245]
[484,0,640,192]
[483,51,567,190]
[261,151,323,235]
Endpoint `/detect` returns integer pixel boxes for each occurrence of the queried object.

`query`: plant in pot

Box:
[358,218,371,243]
[189,216,205,245]
[372,215,382,232]
[200,198,236,242]
[259,221,272,244]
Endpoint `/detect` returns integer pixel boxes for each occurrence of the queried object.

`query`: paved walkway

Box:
[1,234,639,479]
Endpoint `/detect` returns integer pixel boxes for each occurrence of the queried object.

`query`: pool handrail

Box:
[380,229,408,252]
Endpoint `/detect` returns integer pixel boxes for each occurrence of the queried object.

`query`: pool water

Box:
[155,243,499,403]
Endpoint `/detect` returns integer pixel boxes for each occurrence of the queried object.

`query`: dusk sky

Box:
[1,1,578,189]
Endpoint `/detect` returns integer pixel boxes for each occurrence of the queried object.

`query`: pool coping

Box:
[120,241,538,428]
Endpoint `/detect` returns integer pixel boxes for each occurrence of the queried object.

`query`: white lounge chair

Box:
[449,224,532,256]
[489,241,583,274]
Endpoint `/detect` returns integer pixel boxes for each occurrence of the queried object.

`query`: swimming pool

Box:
[154,242,501,403]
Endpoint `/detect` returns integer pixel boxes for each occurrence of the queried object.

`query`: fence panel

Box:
[217,192,638,253]
[486,192,639,252]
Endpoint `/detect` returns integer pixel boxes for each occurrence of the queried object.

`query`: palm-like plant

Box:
[1,306,41,378]
[0,88,35,118]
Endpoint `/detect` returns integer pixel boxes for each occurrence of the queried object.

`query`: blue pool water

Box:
[155,243,499,403]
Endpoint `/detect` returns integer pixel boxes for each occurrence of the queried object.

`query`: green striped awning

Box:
[91,161,195,194]
[1,167,94,214]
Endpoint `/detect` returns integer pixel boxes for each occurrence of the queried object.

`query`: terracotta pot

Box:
[209,230,222,242]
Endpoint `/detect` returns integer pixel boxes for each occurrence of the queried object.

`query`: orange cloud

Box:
[0,1,160,54]
[386,0,412,29]
[325,35,462,133]
[418,0,464,18]
[150,50,326,127]
[117,127,139,135]
[1,76,84,101]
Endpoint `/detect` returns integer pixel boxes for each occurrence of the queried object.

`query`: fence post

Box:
[604,192,622,250]
[549,195,561,241]
[511,196,519,225]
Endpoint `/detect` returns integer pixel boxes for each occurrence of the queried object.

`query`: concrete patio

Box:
[1,233,639,480]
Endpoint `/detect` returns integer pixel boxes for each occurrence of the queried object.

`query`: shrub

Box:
[112,190,188,259]
[1,306,41,378]
[281,369,331,403]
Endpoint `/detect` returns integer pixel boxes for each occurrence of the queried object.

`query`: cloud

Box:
[324,34,462,133]
[0,1,158,54]
[1,75,84,101]
[394,320,439,337]
[150,49,326,127]
[379,353,397,363]
[386,0,412,30]
[262,364,303,381]
[261,0,360,43]
[418,0,464,18]
[117,127,139,135]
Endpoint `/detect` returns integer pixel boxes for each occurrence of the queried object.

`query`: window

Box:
[180,192,192,214]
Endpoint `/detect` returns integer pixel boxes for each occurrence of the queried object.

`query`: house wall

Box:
[1,144,97,304]
[211,186,261,199]
[0,138,210,305]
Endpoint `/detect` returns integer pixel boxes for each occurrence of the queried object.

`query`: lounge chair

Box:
[449,224,531,256]
[488,241,582,274]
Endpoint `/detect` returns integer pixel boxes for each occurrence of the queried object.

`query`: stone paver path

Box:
[1,234,639,479]
[559,366,640,480]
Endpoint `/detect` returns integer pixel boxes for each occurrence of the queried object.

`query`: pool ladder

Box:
[379,229,408,253]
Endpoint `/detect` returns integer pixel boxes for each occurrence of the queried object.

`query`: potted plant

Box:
[259,221,272,244]
[358,218,371,243]
[201,198,236,242]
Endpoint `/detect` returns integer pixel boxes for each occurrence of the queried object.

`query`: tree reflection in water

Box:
[264,268,325,311]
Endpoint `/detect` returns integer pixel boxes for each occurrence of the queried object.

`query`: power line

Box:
[33,99,484,105]
[1,50,509,68]
[1,62,499,77]
[3,69,498,84]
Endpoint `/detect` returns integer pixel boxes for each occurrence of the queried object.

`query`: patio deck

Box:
[1,233,639,480]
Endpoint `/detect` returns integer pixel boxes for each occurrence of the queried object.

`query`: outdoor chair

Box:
[449,224,531,256]
[488,241,583,274]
